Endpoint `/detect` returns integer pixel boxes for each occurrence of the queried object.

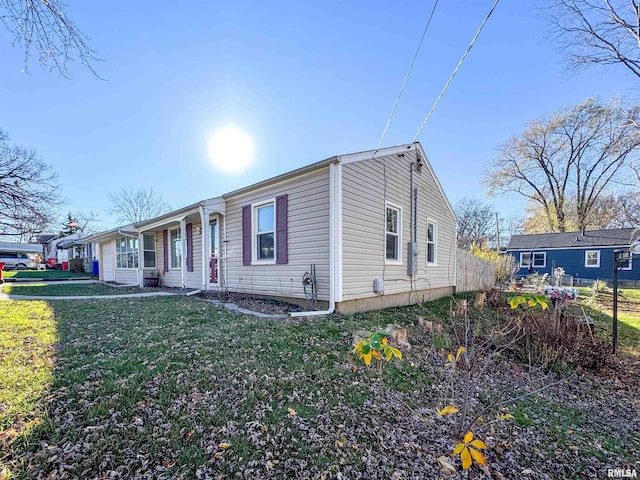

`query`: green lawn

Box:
[2,283,148,296]
[1,294,637,479]
[574,286,640,355]
[1,270,91,280]
[0,301,58,465]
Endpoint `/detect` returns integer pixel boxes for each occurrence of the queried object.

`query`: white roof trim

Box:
[508,245,634,252]
[338,144,416,164]
[339,142,456,221]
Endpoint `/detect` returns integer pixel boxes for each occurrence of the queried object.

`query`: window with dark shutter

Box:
[276,194,288,264]
[242,205,251,266]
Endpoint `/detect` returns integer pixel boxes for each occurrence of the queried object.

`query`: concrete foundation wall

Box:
[335,286,453,315]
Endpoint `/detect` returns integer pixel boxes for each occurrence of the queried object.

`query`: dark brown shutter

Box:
[242,205,251,266]
[276,194,288,265]
[186,223,193,272]
[162,229,169,273]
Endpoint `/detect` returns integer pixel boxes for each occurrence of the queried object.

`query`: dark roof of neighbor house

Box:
[507,228,640,250]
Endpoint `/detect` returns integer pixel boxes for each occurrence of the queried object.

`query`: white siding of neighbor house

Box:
[224,168,331,301]
[341,150,457,301]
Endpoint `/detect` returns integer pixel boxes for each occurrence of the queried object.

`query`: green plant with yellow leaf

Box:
[454,431,488,469]
[352,330,402,373]
[508,294,549,310]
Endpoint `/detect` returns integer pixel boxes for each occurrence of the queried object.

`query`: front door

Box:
[209,219,219,284]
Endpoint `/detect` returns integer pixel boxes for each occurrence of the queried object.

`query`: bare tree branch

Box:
[108,187,171,224]
[544,0,640,79]
[484,98,640,232]
[0,0,101,77]
[0,127,62,240]
[455,198,497,250]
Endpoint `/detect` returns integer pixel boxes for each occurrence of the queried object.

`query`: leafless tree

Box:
[522,194,636,232]
[544,0,640,80]
[1,0,100,77]
[0,128,62,240]
[484,98,640,232]
[455,197,497,250]
[109,187,171,224]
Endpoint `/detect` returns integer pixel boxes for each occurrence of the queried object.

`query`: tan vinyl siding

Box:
[341,151,456,300]
[185,225,202,289]
[224,168,331,300]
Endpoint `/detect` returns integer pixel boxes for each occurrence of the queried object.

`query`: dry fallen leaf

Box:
[436,455,456,474]
[287,408,296,416]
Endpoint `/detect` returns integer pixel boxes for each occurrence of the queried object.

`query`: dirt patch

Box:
[198,291,307,315]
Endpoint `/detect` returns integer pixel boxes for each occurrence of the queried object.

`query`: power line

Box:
[413,0,501,141]
[376,0,440,151]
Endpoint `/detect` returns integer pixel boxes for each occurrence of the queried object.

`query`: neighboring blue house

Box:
[506,228,640,282]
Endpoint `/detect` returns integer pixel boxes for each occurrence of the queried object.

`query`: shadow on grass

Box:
[3,297,434,479]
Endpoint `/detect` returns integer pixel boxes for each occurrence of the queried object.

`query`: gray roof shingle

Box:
[507,228,640,250]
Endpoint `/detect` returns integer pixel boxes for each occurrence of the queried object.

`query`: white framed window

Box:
[427,219,437,265]
[170,227,182,269]
[520,252,546,268]
[116,236,138,269]
[253,201,275,262]
[143,233,156,268]
[585,250,600,268]
[385,204,402,263]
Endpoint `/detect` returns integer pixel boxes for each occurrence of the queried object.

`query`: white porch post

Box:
[138,232,144,286]
[200,206,209,290]
[180,219,187,288]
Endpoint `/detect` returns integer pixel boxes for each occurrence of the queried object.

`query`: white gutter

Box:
[290,161,340,317]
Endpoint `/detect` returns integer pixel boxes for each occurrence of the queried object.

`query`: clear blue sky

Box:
[0,0,637,230]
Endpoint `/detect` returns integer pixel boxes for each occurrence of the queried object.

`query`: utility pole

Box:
[495,212,500,251]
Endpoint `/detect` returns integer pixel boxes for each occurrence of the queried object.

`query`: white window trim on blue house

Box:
[520,252,546,268]
[585,250,600,268]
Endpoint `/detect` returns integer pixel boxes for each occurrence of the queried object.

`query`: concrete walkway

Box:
[0,280,290,319]
[0,291,189,301]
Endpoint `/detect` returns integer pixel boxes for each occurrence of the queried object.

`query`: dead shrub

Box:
[508,312,611,371]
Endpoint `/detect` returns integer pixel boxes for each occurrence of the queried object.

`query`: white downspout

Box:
[137,232,144,287]
[290,161,340,317]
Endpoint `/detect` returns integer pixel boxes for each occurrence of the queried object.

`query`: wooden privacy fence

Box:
[456,248,495,293]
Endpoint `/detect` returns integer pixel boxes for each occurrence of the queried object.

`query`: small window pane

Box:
[143,234,155,250]
[386,233,398,260]
[427,243,435,263]
[427,223,434,242]
[210,221,219,257]
[144,251,155,268]
[257,205,274,232]
[258,232,274,260]
[386,208,398,234]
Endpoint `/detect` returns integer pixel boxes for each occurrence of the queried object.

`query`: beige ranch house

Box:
[87,142,457,314]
